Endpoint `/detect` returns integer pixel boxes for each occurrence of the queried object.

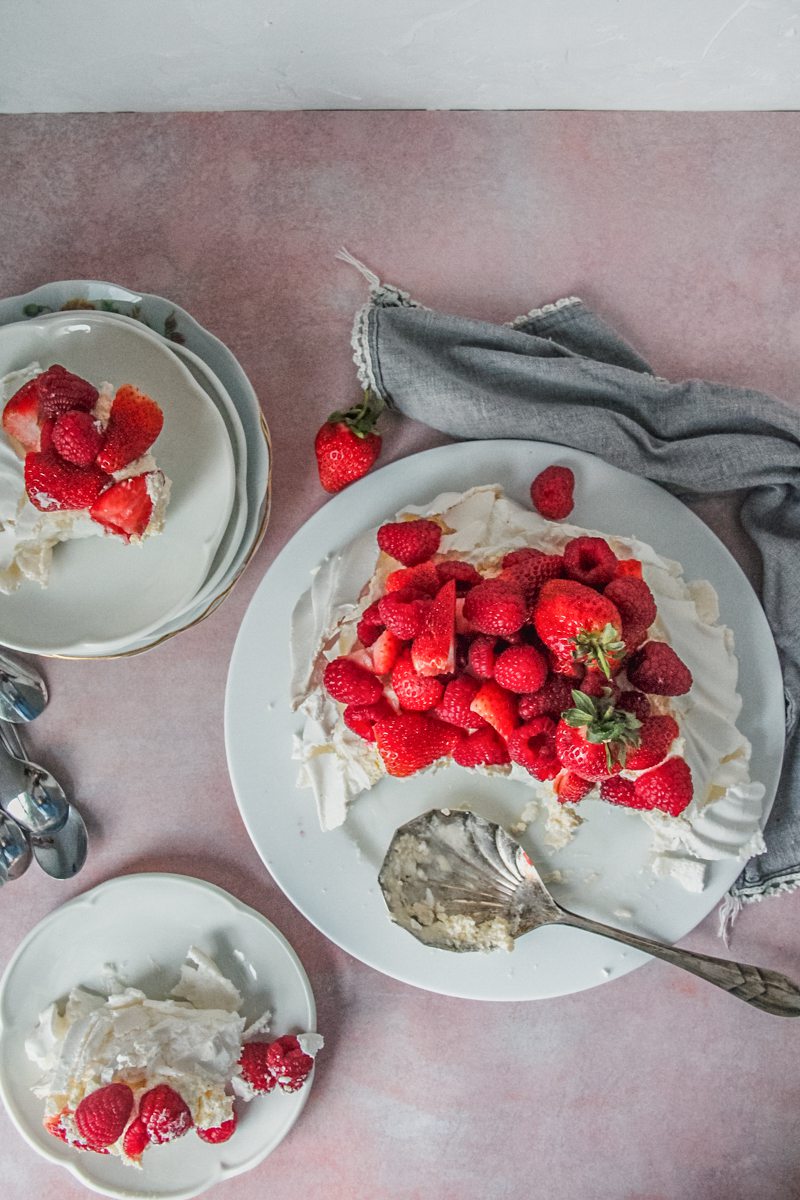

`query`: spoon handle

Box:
[558,910,800,1017]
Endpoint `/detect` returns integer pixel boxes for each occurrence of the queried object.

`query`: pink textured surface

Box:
[1,112,800,1200]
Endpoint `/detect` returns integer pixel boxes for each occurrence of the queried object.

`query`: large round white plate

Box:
[0,313,235,655]
[0,281,271,658]
[0,873,318,1200]
[225,440,784,1001]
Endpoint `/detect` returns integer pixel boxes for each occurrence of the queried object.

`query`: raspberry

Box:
[391,653,444,711]
[24,450,110,512]
[436,559,483,592]
[467,634,499,679]
[563,536,618,588]
[627,642,693,696]
[51,409,103,466]
[377,518,441,566]
[434,674,487,729]
[579,675,621,702]
[138,1084,193,1144]
[265,1035,316,1093]
[323,657,383,704]
[508,717,561,780]
[530,465,574,520]
[197,1112,238,1143]
[604,577,657,637]
[74,1083,134,1150]
[378,590,430,639]
[35,364,98,420]
[633,756,694,816]
[462,578,527,636]
[453,725,511,767]
[615,690,651,722]
[493,644,548,694]
[600,777,639,807]
[122,1116,150,1159]
[517,674,574,720]
[385,561,440,594]
[554,771,593,804]
[357,618,382,647]
[239,1042,277,1095]
[500,548,564,602]
[625,714,679,771]
[343,697,395,741]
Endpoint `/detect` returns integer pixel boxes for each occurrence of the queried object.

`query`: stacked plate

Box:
[0,282,270,658]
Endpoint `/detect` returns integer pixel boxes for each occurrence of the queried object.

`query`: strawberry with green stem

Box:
[533,578,626,679]
[555,688,642,780]
[314,390,384,493]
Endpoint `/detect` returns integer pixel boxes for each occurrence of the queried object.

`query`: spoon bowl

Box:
[0,811,32,881]
[0,651,48,723]
[0,724,68,835]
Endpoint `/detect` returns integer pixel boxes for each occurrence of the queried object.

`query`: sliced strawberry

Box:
[96,385,164,472]
[371,629,403,675]
[88,474,154,541]
[470,679,519,741]
[374,712,461,777]
[434,674,487,729]
[2,379,42,452]
[25,451,110,511]
[411,579,456,677]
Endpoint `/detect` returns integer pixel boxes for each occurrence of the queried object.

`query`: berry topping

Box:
[517,673,575,720]
[138,1084,193,1144]
[343,697,395,741]
[238,1042,278,1095]
[508,717,561,780]
[615,690,652,722]
[385,561,441,595]
[469,679,519,741]
[614,558,643,579]
[314,392,383,493]
[122,1116,150,1160]
[453,725,511,767]
[391,652,445,711]
[554,771,593,804]
[374,712,461,777]
[370,629,403,675]
[462,578,528,637]
[74,1083,134,1150]
[533,579,625,679]
[96,385,164,473]
[323,657,384,705]
[2,379,42,452]
[24,451,110,512]
[265,1035,316,1093]
[89,473,155,541]
[434,673,487,729]
[435,559,483,592]
[500,547,564,601]
[604,576,657,645]
[411,579,456,677]
[35,364,98,420]
[599,777,639,807]
[493,644,548,694]
[563,536,618,589]
[579,675,621,702]
[625,714,680,772]
[197,1112,238,1143]
[357,618,382,647]
[51,409,103,466]
[555,689,642,781]
[632,756,694,816]
[378,590,430,639]
[377,518,442,566]
[627,642,693,696]
[467,634,499,679]
[44,1110,72,1144]
[530,465,574,520]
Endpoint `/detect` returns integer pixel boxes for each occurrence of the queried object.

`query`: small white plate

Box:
[225,440,784,1001]
[0,313,235,656]
[0,873,319,1200]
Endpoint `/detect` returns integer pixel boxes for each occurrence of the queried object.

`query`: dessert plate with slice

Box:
[0,312,235,656]
[225,440,784,1001]
[0,873,319,1200]
[0,281,271,657]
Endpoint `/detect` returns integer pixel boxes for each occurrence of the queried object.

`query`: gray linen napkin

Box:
[341,253,800,908]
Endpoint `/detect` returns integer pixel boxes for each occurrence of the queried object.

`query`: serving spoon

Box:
[379,809,800,1017]
[0,722,68,835]
[0,651,48,723]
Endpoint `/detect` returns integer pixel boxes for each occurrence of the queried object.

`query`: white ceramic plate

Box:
[0,313,235,655]
[225,440,784,1001]
[0,873,318,1200]
[0,281,270,657]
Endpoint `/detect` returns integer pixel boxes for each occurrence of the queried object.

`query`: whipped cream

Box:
[0,365,170,594]
[291,485,766,893]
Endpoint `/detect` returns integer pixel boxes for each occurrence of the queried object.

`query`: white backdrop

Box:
[2,0,799,112]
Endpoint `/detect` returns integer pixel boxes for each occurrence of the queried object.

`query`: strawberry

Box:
[2,378,42,452]
[238,1042,277,1095]
[435,559,483,592]
[374,712,461,777]
[385,562,440,595]
[508,717,561,780]
[453,725,511,767]
[265,1035,316,1093]
[499,548,564,602]
[625,714,679,772]
[615,558,643,579]
[97,384,164,472]
[88,473,155,540]
[371,629,402,675]
[470,679,519,740]
[39,416,56,452]
[554,689,641,781]
[25,451,110,511]
[343,697,395,741]
[74,1083,134,1150]
[599,777,640,807]
[138,1084,193,1144]
[323,657,383,704]
[51,409,103,466]
[378,590,430,639]
[434,674,487,729]
[627,642,693,696]
[616,689,651,722]
[517,673,574,720]
[467,634,499,679]
[632,756,693,816]
[411,579,456,676]
[533,579,625,679]
[563,536,618,588]
[604,577,657,640]
[122,1116,150,1159]
[377,518,441,566]
[197,1112,238,1143]
[493,644,548,694]
[554,771,593,804]
[44,1111,71,1143]
[462,578,527,637]
[391,653,444,711]
[314,391,383,493]
[35,364,98,420]
[530,464,574,520]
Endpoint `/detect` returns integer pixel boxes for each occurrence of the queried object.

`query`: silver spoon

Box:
[0,651,48,723]
[379,809,800,1018]
[0,811,32,881]
[0,723,68,835]
[30,804,88,879]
